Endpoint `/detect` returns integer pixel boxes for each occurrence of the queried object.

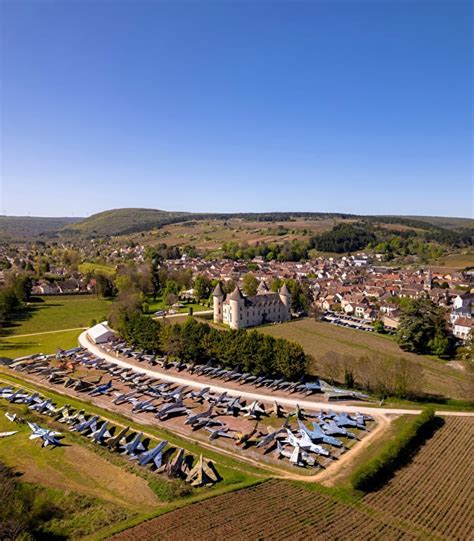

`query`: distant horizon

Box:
[1,1,472,218]
[1,207,472,221]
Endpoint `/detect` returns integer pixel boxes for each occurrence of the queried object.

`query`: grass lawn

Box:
[260,318,469,401]
[145,297,209,315]
[0,328,83,358]
[1,295,112,337]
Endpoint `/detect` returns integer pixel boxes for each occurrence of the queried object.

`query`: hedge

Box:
[351,407,438,492]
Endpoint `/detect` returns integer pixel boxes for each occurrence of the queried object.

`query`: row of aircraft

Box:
[0,385,220,486]
[3,348,374,468]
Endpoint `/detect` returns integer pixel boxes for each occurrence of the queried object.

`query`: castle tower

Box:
[257,280,269,294]
[424,268,432,292]
[279,282,292,320]
[228,286,244,329]
[212,282,224,323]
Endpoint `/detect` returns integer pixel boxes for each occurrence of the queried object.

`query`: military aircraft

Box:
[204,425,235,441]
[71,415,99,434]
[130,397,157,414]
[0,386,14,399]
[155,401,187,421]
[131,440,168,468]
[185,404,214,426]
[241,401,266,419]
[112,391,136,405]
[0,431,18,438]
[208,391,229,406]
[298,420,343,448]
[256,417,290,450]
[234,421,259,447]
[321,420,356,439]
[89,380,113,396]
[89,422,112,444]
[165,448,185,477]
[5,412,17,423]
[284,429,330,457]
[273,401,286,418]
[190,387,211,403]
[225,396,243,415]
[274,441,315,467]
[108,426,129,450]
[334,412,366,430]
[7,389,29,403]
[29,398,54,414]
[27,422,63,447]
[186,455,220,487]
[121,432,146,456]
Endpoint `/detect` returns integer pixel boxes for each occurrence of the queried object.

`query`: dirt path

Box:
[79,331,474,418]
[7,327,86,338]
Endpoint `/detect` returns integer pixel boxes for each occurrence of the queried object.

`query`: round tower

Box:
[228,286,244,329]
[279,282,292,321]
[212,282,224,323]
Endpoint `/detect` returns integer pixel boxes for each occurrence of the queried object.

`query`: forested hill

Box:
[0,216,82,242]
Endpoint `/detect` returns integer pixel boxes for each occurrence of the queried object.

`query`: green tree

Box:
[194,275,212,301]
[242,273,258,296]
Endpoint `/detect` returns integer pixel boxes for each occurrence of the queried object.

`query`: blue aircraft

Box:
[298,420,343,448]
[131,440,168,468]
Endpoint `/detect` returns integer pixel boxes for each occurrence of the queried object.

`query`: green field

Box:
[0,295,112,359]
[259,319,470,401]
[145,297,209,315]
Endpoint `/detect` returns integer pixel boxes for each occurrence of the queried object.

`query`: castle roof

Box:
[257,280,269,294]
[212,282,224,297]
[279,283,290,296]
[228,286,244,301]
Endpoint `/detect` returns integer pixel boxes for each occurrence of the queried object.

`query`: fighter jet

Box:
[113,391,136,406]
[121,432,146,456]
[186,455,220,487]
[5,412,17,423]
[190,387,211,403]
[7,389,29,403]
[225,396,243,415]
[274,441,315,467]
[284,429,330,457]
[273,401,287,418]
[131,440,168,468]
[185,405,214,426]
[208,391,229,406]
[29,398,54,414]
[0,386,14,398]
[241,401,266,419]
[0,431,18,438]
[130,397,157,414]
[71,415,99,434]
[89,422,112,444]
[235,421,259,447]
[321,420,356,439]
[88,380,113,396]
[165,448,185,477]
[108,426,129,450]
[204,425,235,441]
[27,422,63,447]
[298,420,343,448]
[155,401,187,421]
[334,412,366,430]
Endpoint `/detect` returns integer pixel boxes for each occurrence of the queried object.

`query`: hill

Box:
[0,215,81,242]
[61,207,190,237]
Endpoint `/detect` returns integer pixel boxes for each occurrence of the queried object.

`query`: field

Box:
[0,295,112,359]
[363,416,474,540]
[108,417,474,541]
[145,297,209,315]
[259,319,470,400]
[128,217,340,250]
[432,251,474,270]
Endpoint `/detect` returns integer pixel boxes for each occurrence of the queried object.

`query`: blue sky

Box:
[1,0,472,218]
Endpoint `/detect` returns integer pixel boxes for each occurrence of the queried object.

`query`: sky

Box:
[0,0,472,218]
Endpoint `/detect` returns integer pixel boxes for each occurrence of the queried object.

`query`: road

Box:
[78,331,472,418]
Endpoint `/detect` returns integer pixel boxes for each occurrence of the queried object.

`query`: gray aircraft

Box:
[190,387,211,402]
[121,432,146,456]
[185,404,214,426]
[130,397,157,414]
[156,401,187,421]
[242,401,266,419]
[321,419,356,439]
[89,422,112,444]
[274,441,315,467]
[27,422,63,448]
[29,398,54,414]
[298,420,343,448]
[165,448,185,477]
[204,425,235,441]
[273,401,286,418]
[88,380,113,396]
[71,415,99,434]
[131,440,168,468]
[225,396,243,415]
[112,391,136,405]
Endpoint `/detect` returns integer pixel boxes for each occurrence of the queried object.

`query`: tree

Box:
[242,273,258,296]
[396,298,454,357]
[194,275,212,301]
[373,320,386,334]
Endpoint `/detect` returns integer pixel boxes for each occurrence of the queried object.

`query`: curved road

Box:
[78,331,472,418]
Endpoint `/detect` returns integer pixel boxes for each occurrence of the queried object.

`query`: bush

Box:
[351,407,438,492]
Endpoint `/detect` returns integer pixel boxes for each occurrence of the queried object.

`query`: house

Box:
[453,317,473,341]
[213,281,291,330]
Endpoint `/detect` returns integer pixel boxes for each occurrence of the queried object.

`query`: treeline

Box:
[0,274,32,326]
[310,223,376,253]
[116,315,308,380]
[351,408,439,492]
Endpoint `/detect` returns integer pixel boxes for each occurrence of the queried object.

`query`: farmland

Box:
[259,318,470,400]
[108,417,474,541]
